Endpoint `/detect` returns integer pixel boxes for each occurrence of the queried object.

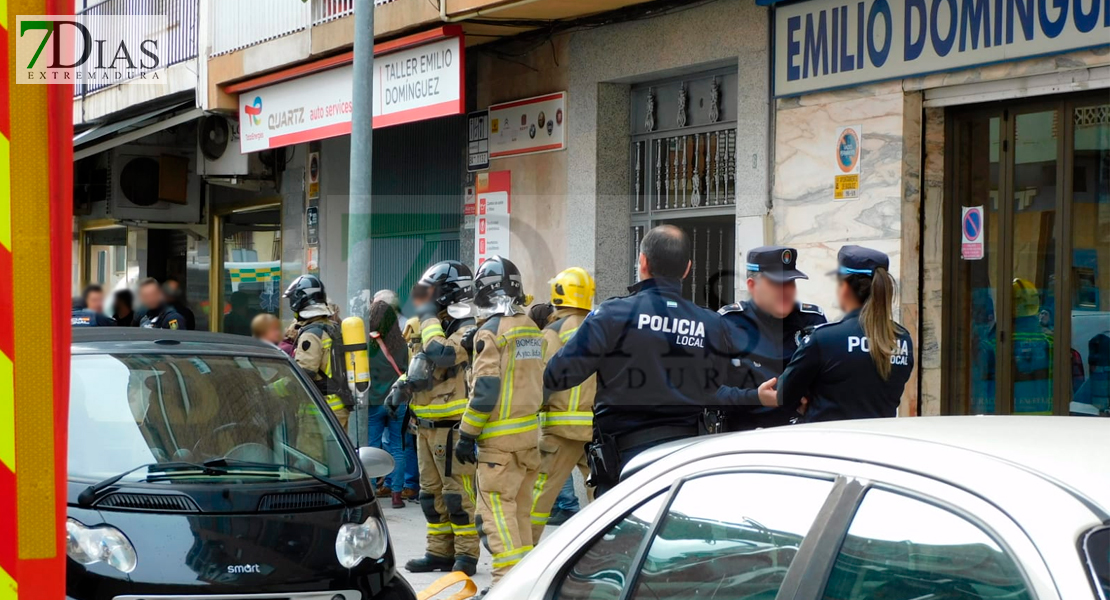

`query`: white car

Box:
[490,417,1109,600]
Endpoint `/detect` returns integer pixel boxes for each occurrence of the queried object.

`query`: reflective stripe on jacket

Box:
[410,314,474,422]
[462,313,544,451]
[540,308,595,441]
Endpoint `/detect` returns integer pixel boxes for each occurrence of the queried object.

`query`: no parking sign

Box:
[961,206,984,260]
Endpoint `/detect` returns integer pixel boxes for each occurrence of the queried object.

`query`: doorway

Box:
[216,206,282,335]
[946,93,1110,417]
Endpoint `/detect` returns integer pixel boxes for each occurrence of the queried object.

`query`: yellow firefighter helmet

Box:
[1012,278,1041,318]
[549,267,595,311]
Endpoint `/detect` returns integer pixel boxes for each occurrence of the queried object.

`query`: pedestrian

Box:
[283,274,351,457]
[162,278,196,330]
[137,278,186,330]
[765,245,914,422]
[386,260,480,577]
[111,289,136,327]
[251,313,292,356]
[224,291,253,336]
[715,246,826,430]
[365,294,409,508]
[543,225,737,496]
[530,267,597,543]
[452,256,543,590]
[71,285,115,327]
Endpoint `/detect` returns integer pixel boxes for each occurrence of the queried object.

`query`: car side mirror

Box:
[357,447,395,479]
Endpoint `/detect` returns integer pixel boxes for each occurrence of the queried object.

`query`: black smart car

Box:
[67,329,416,600]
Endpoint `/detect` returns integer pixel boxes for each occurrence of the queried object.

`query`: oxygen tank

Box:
[342,316,371,397]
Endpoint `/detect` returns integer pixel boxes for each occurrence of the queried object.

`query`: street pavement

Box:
[381,470,590,595]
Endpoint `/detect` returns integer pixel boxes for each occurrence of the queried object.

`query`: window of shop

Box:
[946,93,1110,417]
[630,68,738,310]
[217,206,282,336]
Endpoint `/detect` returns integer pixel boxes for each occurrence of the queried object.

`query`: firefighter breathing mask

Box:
[446,302,477,320]
[476,295,526,320]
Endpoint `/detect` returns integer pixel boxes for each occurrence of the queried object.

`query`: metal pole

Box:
[347,0,374,447]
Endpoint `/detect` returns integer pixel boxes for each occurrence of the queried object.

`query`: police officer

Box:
[387,260,480,577]
[453,256,543,587]
[544,225,736,496]
[283,274,350,454]
[137,278,186,330]
[529,267,597,543]
[715,246,825,430]
[71,285,115,327]
[765,246,914,422]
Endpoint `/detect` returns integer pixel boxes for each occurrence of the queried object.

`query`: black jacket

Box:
[777,309,914,423]
[139,305,187,330]
[716,300,826,429]
[543,277,737,439]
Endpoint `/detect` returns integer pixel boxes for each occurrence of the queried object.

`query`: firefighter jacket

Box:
[409,314,476,422]
[293,315,346,413]
[540,307,595,441]
[461,313,544,452]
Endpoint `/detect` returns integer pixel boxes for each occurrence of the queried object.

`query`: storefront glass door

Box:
[218,208,282,336]
[949,94,1110,417]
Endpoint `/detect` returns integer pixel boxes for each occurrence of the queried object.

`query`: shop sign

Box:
[468,109,490,171]
[307,151,320,200]
[239,31,464,153]
[773,0,1110,97]
[489,92,566,159]
[961,205,984,260]
[834,124,862,200]
[463,185,476,229]
[475,171,511,267]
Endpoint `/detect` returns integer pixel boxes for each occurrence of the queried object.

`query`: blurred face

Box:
[747,276,796,319]
[139,283,163,311]
[263,321,282,344]
[410,284,433,307]
[164,280,182,301]
[84,290,104,314]
[836,278,856,311]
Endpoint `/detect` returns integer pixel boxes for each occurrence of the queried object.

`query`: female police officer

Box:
[757,245,914,422]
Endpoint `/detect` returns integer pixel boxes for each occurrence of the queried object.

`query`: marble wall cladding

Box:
[772,81,908,319]
[904,47,1110,91]
[920,107,947,417]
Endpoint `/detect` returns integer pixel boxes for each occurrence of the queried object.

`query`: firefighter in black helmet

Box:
[454,256,544,586]
[386,260,481,576]
[284,274,348,458]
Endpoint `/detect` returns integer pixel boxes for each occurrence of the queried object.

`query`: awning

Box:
[74,102,204,161]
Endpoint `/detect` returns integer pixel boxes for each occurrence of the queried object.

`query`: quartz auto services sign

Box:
[239,29,464,153]
[773,0,1110,96]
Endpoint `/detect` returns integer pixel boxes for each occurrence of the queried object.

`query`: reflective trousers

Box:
[416,425,479,560]
[530,433,592,544]
[475,446,540,583]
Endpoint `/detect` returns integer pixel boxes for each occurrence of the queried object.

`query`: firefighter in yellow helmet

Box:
[529,267,596,543]
[1011,278,1053,414]
[453,256,543,587]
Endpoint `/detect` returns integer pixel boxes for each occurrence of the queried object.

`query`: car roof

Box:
[71,328,287,358]
[664,416,1110,511]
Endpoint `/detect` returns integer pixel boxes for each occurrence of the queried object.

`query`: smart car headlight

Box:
[66,518,137,573]
[335,515,388,568]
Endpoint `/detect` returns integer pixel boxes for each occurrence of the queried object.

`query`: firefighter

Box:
[283,274,349,458]
[387,260,481,577]
[453,256,543,587]
[529,267,596,543]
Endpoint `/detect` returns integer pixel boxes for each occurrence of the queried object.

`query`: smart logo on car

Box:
[226,564,262,575]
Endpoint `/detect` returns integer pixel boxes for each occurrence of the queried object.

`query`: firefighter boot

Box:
[404,553,455,573]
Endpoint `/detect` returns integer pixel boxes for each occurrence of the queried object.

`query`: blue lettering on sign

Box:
[782,0,1110,86]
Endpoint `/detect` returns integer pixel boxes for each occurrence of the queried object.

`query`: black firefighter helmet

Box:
[413,260,474,308]
[283,274,327,314]
[474,256,524,308]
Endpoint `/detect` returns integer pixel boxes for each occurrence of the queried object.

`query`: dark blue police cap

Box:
[745,246,808,282]
[830,245,890,277]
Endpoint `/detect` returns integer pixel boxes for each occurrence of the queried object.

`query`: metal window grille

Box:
[629,68,738,310]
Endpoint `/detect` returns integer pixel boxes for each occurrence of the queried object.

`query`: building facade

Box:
[73,0,1109,418]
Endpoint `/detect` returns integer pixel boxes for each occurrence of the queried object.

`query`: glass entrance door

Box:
[948,94,1110,417]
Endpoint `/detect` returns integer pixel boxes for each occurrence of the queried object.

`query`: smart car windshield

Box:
[69,353,354,484]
